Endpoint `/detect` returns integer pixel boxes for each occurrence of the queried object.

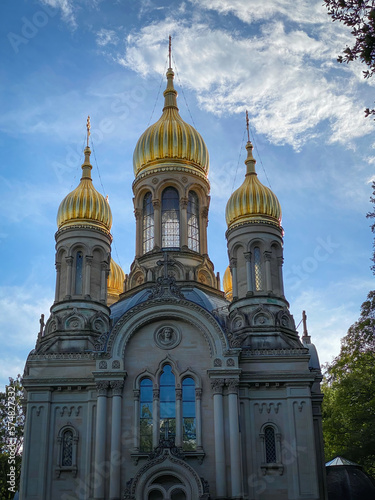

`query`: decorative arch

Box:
[56,424,79,477]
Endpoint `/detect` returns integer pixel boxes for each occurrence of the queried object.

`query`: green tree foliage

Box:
[366,181,375,273]
[324,0,375,116]
[322,292,375,476]
[0,375,24,499]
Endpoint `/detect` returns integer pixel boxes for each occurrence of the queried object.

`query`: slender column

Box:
[55,262,61,302]
[84,255,93,298]
[244,252,253,294]
[212,379,226,498]
[175,388,182,447]
[134,208,142,257]
[100,261,108,303]
[180,197,188,249]
[133,389,140,451]
[195,388,203,450]
[152,200,161,250]
[65,256,73,299]
[227,379,242,498]
[264,251,272,292]
[110,380,124,500]
[94,381,109,500]
[278,256,284,295]
[230,258,238,299]
[152,387,160,448]
[200,206,209,254]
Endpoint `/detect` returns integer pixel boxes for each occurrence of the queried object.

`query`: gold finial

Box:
[246,110,250,142]
[169,35,172,68]
[86,115,91,148]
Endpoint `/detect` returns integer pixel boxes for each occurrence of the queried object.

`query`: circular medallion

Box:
[154,325,181,350]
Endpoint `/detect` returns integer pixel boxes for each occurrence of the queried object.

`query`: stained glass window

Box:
[140,378,153,452]
[143,192,154,254]
[62,429,73,466]
[187,191,199,252]
[264,426,277,463]
[159,365,176,439]
[162,188,180,248]
[75,251,83,295]
[254,247,263,291]
[182,377,196,450]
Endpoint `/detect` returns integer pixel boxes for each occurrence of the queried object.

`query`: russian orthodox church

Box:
[20,59,327,500]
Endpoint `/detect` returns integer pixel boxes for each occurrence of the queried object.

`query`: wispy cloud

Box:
[96,28,119,47]
[40,0,77,29]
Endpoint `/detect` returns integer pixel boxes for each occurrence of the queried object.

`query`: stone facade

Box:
[19,65,327,500]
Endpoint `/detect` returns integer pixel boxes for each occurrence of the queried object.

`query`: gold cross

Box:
[169,35,172,68]
[246,110,250,142]
[86,115,91,147]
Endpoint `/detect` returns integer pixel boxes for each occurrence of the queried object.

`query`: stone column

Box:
[212,378,226,498]
[152,200,161,250]
[195,388,203,450]
[244,252,253,294]
[100,261,108,303]
[200,206,209,255]
[110,380,124,500]
[230,258,238,299]
[180,197,188,249]
[65,256,73,299]
[175,388,182,447]
[94,381,109,500]
[227,379,242,498]
[134,208,142,257]
[84,255,93,299]
[278,256,284,295]
[55,262,61,302]
[133,389,140,451]
[152,387,160,448]
[264,251,272,292]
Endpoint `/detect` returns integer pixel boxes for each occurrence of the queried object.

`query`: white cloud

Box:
[118,18,374,149]
[40,0,77,28]
[96,28,119,47]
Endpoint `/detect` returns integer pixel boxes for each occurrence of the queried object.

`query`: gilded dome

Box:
[225,141,281,229]
[133,68,209,178]
[223,266,233,301]
[57,147,112,233]
[107,258,125,297]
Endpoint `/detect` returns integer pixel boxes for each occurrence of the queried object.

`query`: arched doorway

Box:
[146,473,188,500]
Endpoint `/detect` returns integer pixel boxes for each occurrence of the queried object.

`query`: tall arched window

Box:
[182,377,196,450]
[75,251,83,295]
[161,188,180,248]
[187,191,199,252]
[254,247,263,291]
[61,429,73,466]
[159,365,176,440]
[143,192,155,253]
[140,378,153,452]
[264,426,277,463]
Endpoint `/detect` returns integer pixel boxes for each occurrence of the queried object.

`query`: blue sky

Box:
[1,0,374,390]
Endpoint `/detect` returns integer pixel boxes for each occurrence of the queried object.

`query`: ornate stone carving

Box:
[96,381,109,396]
[134,208,142,220]
[148,276,185,300]
[226,358,235,367]
[94,331,110,352]
[152,177,159,184]
[112,360,120,369]
[154,325,181,350]
[213,358,222,367]
[211,378,224,394]
[175,388,182,400]
[152,388,160,400]
[226,379,239,394]
[110,380,124,396]
[195,388,202,400]
[99,360,107,369]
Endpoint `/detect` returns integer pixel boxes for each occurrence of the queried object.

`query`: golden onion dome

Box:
[225,141,281,229]
[133,67,209,178]
[57,147,112,233]
[107,258,125,298]
[223,266,233,301]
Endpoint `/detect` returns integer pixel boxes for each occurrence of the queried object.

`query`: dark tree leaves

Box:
[324,0,375,116]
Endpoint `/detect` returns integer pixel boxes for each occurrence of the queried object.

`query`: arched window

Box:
[254,247,263,291]
[75,251,83,295]
[182,377,196,450]
[159,365,176,440]
[162,188,180,248]
[143,192,154,253]
[264,426,277,463]
[187,191,199,252]
[61,429,73,466]
[140,378,153,452]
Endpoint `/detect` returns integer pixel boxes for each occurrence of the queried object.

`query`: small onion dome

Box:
[225,141,281,230]
[107,258,125,298]
[57,147,112,233]
[223,266,233,301]
[133,67,209,178]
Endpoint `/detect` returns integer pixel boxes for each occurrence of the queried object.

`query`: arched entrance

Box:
[146,473,188,499]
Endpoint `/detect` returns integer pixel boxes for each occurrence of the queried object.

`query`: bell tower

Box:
[125,45,219,293]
